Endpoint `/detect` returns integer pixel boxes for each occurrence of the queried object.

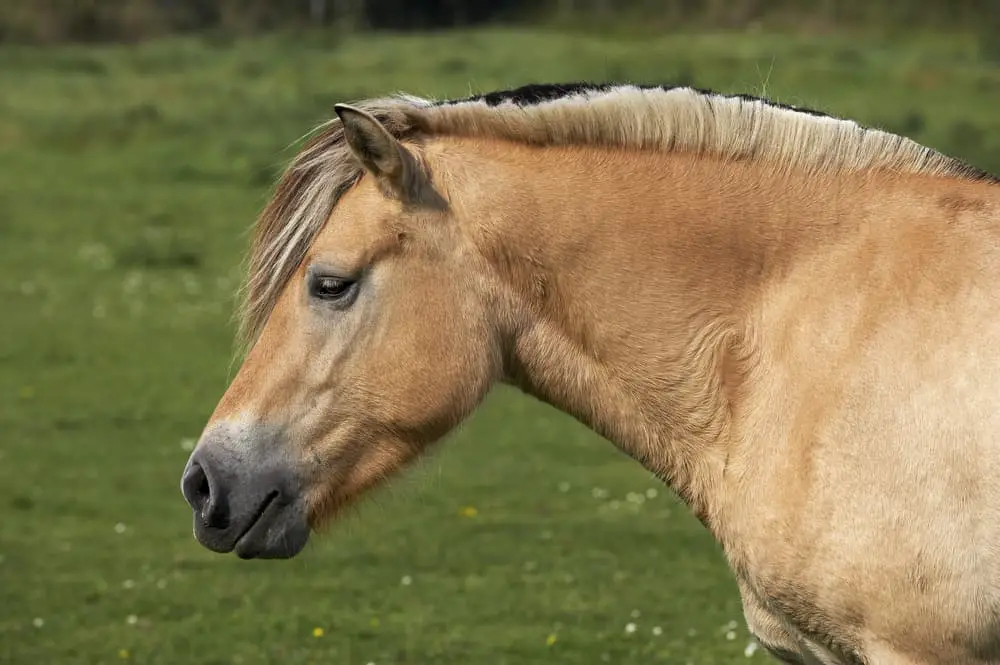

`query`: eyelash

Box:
[308,275,359,306]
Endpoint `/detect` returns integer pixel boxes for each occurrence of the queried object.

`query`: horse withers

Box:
[180,83,1000,664]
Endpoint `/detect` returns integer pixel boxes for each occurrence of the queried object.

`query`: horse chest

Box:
[730,526,1000,665]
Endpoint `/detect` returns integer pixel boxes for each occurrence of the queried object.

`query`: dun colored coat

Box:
[180,83,1000,664]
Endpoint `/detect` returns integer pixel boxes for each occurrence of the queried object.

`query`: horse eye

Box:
[310,275,356,302]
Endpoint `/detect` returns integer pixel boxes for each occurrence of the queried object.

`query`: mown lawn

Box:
[0,26,997,665]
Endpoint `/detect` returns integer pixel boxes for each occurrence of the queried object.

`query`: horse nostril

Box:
[182,461,209,511]
[196,471,209,500]
[181,456,230,529]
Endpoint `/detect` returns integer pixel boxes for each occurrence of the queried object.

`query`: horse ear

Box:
[335,104,416,197]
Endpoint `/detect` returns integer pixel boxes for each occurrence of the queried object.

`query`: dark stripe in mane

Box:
[438,81,832,119]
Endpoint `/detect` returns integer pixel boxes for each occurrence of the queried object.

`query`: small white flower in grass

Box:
[32,617,44,628]
[78,243,113,270]
[122,579,135,589]
[123,272,143,295]
[626,492,645,505]
[726,620,739,630]
[400,575,412,586]
[156,579,167,589]
[182,274,201,295]
[652,626,663,636]
[20,282,36,296]
[630,609,641,619]
[624,622,637,635]
[557,481,570,492]
[114,523,127,534]
[744,641,760,657]
[126,615,138,626]
[180,438,196,452]
[591,487,609,499]
[687,628,698,637]
[726,630,737,640]
[645,488,658,499]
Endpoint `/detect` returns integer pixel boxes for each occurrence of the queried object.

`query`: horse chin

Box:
[304,462,407,533]
[304,481,376,533]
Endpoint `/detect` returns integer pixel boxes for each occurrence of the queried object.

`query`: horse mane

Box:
[236,82,998,350]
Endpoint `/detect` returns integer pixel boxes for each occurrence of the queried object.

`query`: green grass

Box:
[1,26,997,665]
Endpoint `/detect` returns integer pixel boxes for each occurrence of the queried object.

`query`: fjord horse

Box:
[181,83,1000,664]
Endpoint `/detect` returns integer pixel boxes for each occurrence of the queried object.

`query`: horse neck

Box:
[457,137,874,525]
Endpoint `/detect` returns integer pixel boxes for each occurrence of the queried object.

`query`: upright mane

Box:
[237,82,998,349]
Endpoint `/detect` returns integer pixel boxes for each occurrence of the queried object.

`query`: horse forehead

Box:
[314,184,395,250]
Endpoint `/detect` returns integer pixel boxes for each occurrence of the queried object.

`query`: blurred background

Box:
[1,1,997,664]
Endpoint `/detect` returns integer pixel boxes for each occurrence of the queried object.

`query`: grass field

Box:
[1,26,998,665]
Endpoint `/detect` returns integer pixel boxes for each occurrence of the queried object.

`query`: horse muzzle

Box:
[180,421,310,559]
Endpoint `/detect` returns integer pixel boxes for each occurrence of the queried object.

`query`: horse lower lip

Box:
[232,491,280,553]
